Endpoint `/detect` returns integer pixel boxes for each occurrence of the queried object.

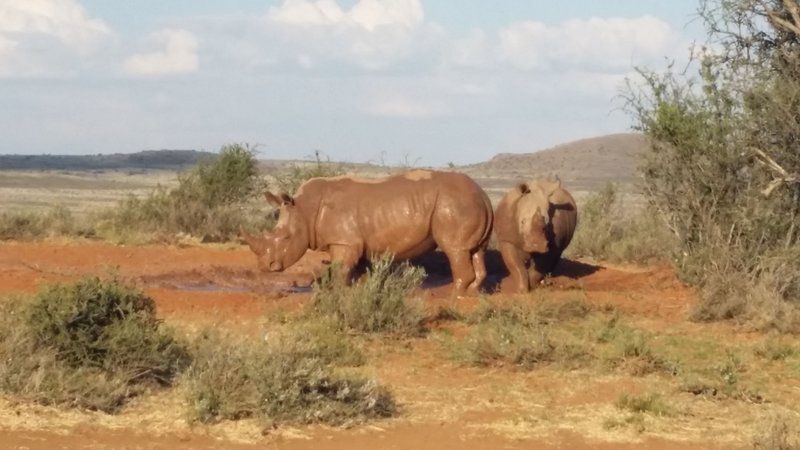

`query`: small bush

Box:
[615,392,674,417]
[0,278,188,412]
[600,324,677,376]
[310,256,427,337]
[458,299,592,369]
[568,184,673,265]
[185,329,394,425]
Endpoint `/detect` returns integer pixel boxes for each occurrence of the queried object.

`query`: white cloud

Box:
[498,16,682,72]
[268,0,423,31]
[123,29,199,76]
[265,0,427,70]
[363,94,449,118]
[0,0,110,50]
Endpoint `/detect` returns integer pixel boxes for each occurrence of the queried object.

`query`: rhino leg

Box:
[529,249,561,287]
[442,248,477,297]
[467,248,487,295]
[498,241,530,294]
[329,244,363,285]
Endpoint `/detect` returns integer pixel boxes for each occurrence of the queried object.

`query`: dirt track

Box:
[0,241,752,449]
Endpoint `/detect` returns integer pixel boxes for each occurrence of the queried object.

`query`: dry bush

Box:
[184,329,393,425]
[567,183,673,265]
[0,205,93,241]
[0,278,188,412]
[310,256,427,337]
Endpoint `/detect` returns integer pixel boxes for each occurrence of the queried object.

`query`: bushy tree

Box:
[627,0,800,329]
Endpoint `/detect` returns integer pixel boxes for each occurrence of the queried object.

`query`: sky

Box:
[0,0,705,165]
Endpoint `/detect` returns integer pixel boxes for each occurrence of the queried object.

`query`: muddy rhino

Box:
[241,170,493,296]
[494,178,577,293]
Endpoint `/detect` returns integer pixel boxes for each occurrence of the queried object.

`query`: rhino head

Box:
[516,178,561,254]
[241,192,309,272]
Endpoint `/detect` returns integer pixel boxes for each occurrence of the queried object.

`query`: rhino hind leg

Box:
[467,248,487,295]
[442,248,477,297]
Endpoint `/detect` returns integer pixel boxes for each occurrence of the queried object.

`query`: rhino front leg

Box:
[443,248,477,297]
[328,244,362,285]
[498,241,530,294]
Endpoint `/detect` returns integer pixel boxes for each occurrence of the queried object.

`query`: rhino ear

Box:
[265,192,283,208]
[517,183,531,194]
[278,193,294,206]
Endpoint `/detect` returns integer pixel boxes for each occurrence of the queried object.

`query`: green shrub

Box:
[185,329,394,425]
[310,256,427,337]
[567,183,673,265]
[0,278,188,412]
[96,143,271,243]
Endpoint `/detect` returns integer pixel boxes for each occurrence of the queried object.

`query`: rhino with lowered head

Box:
[241,170,494,296]
[494,178,577,293]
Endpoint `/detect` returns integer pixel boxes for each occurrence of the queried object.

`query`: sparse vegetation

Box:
[753,411,800,450]
[309,256,427,337]
[184,329,394,425]
[0,205,92,241]
[567,183,673,264]
[0,278,189,412]
[271,150,343,195]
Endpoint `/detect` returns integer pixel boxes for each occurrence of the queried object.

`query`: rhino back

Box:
[302,171,485,256]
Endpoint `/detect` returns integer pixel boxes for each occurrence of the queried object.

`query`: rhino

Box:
[494,178,577,293]
[241,170,494,296]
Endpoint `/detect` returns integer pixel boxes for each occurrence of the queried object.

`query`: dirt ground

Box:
[0,241,794,449]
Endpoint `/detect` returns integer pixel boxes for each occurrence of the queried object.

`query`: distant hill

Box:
[462,133,648,195]
[0,150,216,171]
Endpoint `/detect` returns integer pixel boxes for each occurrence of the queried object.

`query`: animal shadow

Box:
[409,250,601,292]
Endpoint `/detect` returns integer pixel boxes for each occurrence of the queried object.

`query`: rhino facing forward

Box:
[242,170,493,296]
[495,178,577,293]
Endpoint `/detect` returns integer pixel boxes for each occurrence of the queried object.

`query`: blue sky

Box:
[0,0,704,165]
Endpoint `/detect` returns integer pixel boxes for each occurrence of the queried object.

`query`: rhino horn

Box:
[240,226,267,256]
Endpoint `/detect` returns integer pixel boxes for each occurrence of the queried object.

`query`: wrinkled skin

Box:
[241,170,494,296]
[494,179,577,293]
